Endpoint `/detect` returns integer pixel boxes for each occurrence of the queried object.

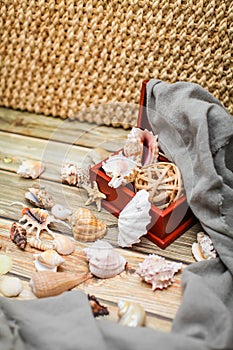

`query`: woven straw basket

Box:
[0,1,232,128]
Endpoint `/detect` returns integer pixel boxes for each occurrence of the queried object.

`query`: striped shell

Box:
[71,208,107,242]
[28,237,54,251]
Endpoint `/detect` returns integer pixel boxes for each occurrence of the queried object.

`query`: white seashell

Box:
[84,240,126,279]
[34,259,58,272]
[51,204,72,220]
[192,232,217,262]
[17,160,45,179]
[34,249,65,271]
[0,276,23,297]
[118,300,146,327]
[25,187,54,209]
[61,163,90,187]
[118,190,151,247]
[53,234,75,255]
[137,254,182,290]
[102,153,137,188]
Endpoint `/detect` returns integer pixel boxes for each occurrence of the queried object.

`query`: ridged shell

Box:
[137,254,182,290]
[192,232,217,262]
[17,160,45,179]
[25,187,54,209]
[29,271,89,298]
[123,127,159,166]
[118,190,151,247]
[84,240,126,278]
[35,250,65,269]
[71,208,107,242]
[118,300,146,327]
[28,237,54,251]
[53,234,75,255]
[102,153,138,188]
[10,222,27,250]
[0,276,23,297]
[51,204,72,220]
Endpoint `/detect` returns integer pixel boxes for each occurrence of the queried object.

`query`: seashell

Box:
[51,204,72,220]
[123,127,159,166]
[118,300,146,327]
[25,187,55,209]
[53,234,75,255]
[102,153,138,188]
[0,255,13,275]
[35,249,65,269]
[29,270,89,298]
[84,240,126,278]
[10,222,27,250]
[118,190,151,248]
[28,237,54,251]
[71,208,107,242]
[0,276,23,297]
[61,163,90,187]
[137,254,182,290]
[192,232,217,262]
[17,160,45,179]
[88,294,109,317]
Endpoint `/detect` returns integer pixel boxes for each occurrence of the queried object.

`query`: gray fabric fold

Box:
[0,79,232,349]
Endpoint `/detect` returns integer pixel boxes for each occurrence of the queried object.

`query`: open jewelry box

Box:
[90,80,196,249]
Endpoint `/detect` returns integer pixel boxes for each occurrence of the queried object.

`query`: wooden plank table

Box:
[0,107,201,331]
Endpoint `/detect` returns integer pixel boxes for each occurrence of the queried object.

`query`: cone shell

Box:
[53,234,75,255]
[29,270,88,298]
[84,240,126,278]
[71,208,107,242]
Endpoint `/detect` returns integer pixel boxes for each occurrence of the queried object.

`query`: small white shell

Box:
[17,160,45,179]
[51,204,72,220]
[118,300,146,327]
[118,190,151,247]
[53,234,75,255]
[0,276,23,297]
[192,232,217,262]
[34,249,65,271]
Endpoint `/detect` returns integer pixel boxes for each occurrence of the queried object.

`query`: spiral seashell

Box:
[28,237,54,251]
[71,208,107,242]
[192,232,217,262]
[53,234,75,255]
[118,300,146,327]
[137,254,182,290]
[10,222,27,250]
[51,204,72,220]
[61,163,90,187]
[35,250,65,269]
[29,270,90,298]
[0,276,23,297]
[17,160,45,179]
[84,240,126,279]
[25,187,55,209]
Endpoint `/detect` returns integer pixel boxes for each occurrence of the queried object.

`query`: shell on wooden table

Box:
[84,240,126,278]
[53,234,75,255]
[118,190,151,248]
[192,232,217,262]
[102,153,138,188]
[17,160,45,179]
[123,127,159,166]
[29,270,89,298]
[28,237,54,251]
[10,222,27,250]
[25,187,55,209]
[0,254,13,275]
[0,276,23,297]
[34,249,65,270]
[118,300,146,327]
[71,208,107,242]
[51,204,72,220]
[137,254,182,290]
[61,163,90,187]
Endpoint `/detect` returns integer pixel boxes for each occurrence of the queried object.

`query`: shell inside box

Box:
[89,81,196,249]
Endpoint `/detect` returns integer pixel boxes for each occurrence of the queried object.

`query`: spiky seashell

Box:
[84,240,126,278]
[53,234,75,255]
[17,160,45,179]
[118,300,146,327]
[192,232,217,262]
[29,270,89,298]
[102,154,138,188]
[0,276,23,297]
[10,222,27,250]
[25,187,54,209]
[51,204,72,220]
[0,255,13,275]
[123,127,159,166]
[35,249,65,269]
[118,190,151,248]
[137,254,182,290]
[71,208,107,242]
[28,237,54,251]
[61,163,90,187]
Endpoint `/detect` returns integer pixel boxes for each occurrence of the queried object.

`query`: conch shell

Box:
[118,300,146,327]
[137,254,182,290]
[71,208,107,242]
[29,270,90,298]
[84,240,126,278]
[34,249,65,271]
[118,190,151,247]
[17,160,45,179]
[25,187,54,209]
[0,276,23,297]
[192,232,217,262]
[123,127,159,166]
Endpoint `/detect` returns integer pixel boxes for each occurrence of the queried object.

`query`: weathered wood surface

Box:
[0,107,200,331]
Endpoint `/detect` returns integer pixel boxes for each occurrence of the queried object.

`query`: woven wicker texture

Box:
[0,0,232,128]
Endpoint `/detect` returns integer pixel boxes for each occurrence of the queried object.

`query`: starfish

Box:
[82,181,106,211]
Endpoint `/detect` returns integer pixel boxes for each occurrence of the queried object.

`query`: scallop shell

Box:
[17,160,45,179]
[0,276,23,297]
[51,204,72,220]
[123,127,159,166]
[25,187,55,209]
[35,249,65,269]
[118,300,146,327]
[29,270,89,298]
[53,234,75,255]
[102,153,138,188]
[118,190,151,247]
[71,208,107,242]
[192,232,217,262]
[28,237,54,251]
[61,163,90,187]
[137,254,182,290]
[84,240,126,278]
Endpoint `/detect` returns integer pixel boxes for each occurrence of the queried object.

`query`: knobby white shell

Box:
[84,240,126,279]
[0,276,23,297]
[192,232,217,262]
[17,160,45,179]
[118,190,151,247]
[51,204,72,220]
